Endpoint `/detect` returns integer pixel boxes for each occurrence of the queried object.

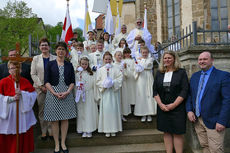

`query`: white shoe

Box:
[147,116,152,122]
[122,116,127,122]
[82,132,87,138]
[111,133,116,137]
[105,133,110,137]
[87,132,92,138]
[141,116,146,122]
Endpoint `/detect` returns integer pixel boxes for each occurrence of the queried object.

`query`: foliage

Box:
[45,22,63,53]
[73,27,85,42]
[0,1,46,56]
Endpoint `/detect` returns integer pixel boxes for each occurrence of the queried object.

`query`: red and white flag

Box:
[61,3,73,44]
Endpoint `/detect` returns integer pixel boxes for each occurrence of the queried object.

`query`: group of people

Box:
[0,17,230,153]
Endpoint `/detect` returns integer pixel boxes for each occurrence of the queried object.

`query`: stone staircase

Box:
[33,115,167,153]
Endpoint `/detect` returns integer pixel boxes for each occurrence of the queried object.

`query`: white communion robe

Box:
[134,57,157,116]
[89,50,105,70]
[70,49,88,70]
[96,65,123,133]
[112,32,128,49]
[0,91,37,134]
[75,71,98,133]
[122,58,137,106]
[104,41,114,53]
[126,28,152,57]
[113,61,132,116]
[83,40,97,53]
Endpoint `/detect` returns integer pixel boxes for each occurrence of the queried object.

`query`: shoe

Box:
[105,133,110,137]
[82,132,87,138]
[122,116,127,122]
[141,116,146,122]
[147,116,152,122]
[87,132,92,138]
[41,135,48,141]
[111,133,116,137]
[61,146,69,153]
[53,150,60,153]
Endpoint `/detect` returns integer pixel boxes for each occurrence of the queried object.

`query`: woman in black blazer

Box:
[153,51,189,153]
[44,42,77,153]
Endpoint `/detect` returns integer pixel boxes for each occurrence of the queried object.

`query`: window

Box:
[210,0,228,30]
[167,0,181,39]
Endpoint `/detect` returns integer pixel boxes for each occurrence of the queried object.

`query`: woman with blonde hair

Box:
[153,51,189,153]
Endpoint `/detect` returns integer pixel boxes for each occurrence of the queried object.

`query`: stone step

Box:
[68,115,157,133]
[35,129,164,149]
[34,143,166,153]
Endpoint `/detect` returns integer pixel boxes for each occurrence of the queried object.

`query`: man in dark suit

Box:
[186,51,230,153]
[0,49,33,83]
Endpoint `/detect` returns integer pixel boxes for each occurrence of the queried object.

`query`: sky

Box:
[0,0,101,30]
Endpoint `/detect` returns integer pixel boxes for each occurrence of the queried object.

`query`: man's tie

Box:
[195,72,207,117]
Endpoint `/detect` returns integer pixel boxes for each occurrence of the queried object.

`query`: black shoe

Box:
[54,150,60,153]
[41,135,48,141]
[61,146,69,153]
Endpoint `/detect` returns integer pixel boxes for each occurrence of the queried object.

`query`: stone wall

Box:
[121,2,136,33]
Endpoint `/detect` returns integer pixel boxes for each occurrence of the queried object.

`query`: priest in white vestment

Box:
[126,18,152,58]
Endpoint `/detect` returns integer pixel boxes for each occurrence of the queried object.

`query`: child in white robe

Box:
[122,48,137,109]
[113,50,132,121]
[70,42,88,71]
[134,46,157,122]
[96,51,123,137]
[75,56,98,138]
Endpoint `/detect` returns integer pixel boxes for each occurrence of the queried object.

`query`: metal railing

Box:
[29,34,60,57]
[157,21,230,55]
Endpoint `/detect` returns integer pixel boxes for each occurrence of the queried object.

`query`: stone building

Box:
[135,0,230,43]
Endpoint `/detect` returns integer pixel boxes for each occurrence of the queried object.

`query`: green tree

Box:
[0,1,46,56]
[73,27,85,42]
[45,22,63,53]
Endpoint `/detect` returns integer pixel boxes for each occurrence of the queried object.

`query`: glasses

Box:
[9,67,16,70]
[40,44,49,47]
[137,22,142,24]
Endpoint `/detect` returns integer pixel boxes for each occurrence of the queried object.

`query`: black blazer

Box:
[44,60,75,86]
[153,68,189,106]
[0,62,33,84]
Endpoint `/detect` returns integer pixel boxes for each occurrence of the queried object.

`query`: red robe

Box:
[0,75,35,153]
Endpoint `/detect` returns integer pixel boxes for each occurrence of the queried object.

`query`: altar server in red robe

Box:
[0,61,37,153]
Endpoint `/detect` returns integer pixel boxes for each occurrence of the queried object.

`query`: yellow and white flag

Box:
[83,0,93,39]
[115,2,121,36]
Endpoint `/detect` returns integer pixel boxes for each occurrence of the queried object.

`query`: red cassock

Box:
[0,75,36,153]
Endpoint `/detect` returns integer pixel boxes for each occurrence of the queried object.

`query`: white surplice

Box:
[134,57,157,116]
[0,91,37,134]
[126,28,152,57]
[75,71,98,133]
[96,65,123,133]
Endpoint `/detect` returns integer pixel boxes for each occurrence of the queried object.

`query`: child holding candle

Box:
[134,46,157,122]
[96,51,123,137]
[75,56,98,138]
